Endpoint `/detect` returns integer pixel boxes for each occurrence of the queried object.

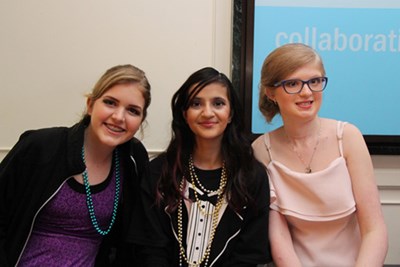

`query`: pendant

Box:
[305,167,312,173]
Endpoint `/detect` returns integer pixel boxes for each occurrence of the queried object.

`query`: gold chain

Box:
[285,118,321,173]
[177,158,227,267]
[189,154,225,194]
[189,156,226,216]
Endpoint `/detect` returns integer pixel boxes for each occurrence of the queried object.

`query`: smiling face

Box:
[259,43,326,123]
[267,61,323,122]
[86,82,145,149]
[184,83,231,145]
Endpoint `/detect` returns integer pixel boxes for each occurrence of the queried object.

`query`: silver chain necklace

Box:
[285,119,321,173]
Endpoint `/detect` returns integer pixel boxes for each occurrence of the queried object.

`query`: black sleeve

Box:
[222,161,272,266]
[0,131,35,267]
[0,146,19,267]
[94,138,153,267]
[130,155,173,267]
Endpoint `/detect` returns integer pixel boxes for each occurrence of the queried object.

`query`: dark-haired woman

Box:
[133,67,272,266]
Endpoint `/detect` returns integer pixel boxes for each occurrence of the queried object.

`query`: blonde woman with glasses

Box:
[252,43,387,267]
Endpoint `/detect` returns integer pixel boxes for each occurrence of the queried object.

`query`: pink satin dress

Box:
[253,121,361,267]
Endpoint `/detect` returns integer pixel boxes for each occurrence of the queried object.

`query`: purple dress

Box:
[18,166,121,267]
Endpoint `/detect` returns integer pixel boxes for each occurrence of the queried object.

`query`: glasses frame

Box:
[273,77,328,94]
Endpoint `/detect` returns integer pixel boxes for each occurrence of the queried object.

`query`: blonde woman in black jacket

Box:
[0,64,151,267]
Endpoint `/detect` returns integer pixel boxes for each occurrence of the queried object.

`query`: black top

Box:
[132,154,272,267]
[0,120,150,267]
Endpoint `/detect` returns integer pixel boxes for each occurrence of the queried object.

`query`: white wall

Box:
[0,0,232,156]
[0,0,399,264]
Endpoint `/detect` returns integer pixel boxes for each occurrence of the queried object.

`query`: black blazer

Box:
[0,119,150,267]
[132,154,272,267]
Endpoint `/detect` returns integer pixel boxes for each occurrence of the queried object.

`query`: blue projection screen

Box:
[247,0,400,154]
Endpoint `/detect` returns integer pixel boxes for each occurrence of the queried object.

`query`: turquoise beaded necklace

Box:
[81,146,120,236]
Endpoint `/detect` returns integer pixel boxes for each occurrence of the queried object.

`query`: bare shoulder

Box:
[341,122,369,158]
[251,130,276,166]
[342,122,364,142]
[251,133,265,148]
[252,134,267,161]
[319,118,362,138]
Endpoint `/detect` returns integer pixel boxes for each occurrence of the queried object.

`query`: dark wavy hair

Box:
[157,67,259,213]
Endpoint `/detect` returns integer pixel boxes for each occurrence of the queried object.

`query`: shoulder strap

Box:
[336,121,348,156]
[263,133,273,160]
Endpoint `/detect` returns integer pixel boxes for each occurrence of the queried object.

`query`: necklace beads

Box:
[177,156,227,267]
[189,155,227,216]
[81,146,120,236]
[189,155,223,194]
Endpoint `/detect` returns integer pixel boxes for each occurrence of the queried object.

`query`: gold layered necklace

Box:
[285,119,321,173]
[189,154,225,193]
[177,155,227,267]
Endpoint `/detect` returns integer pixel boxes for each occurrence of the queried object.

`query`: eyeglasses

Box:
[274,77,328,94]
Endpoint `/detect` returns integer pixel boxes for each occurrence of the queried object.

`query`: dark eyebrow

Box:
[214,96,227,101]
[103,95,119,102]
